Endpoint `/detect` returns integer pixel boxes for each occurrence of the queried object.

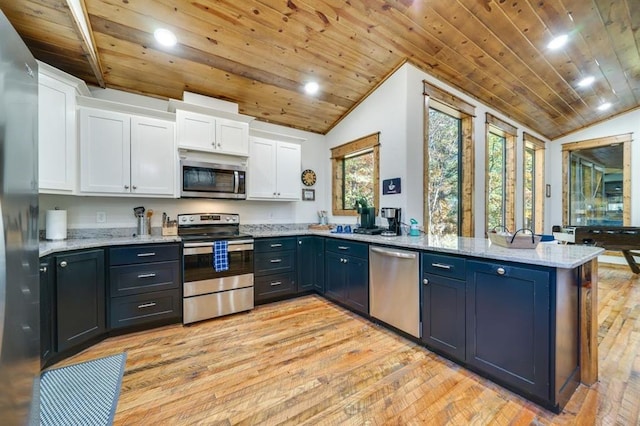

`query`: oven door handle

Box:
[183,241,254,255]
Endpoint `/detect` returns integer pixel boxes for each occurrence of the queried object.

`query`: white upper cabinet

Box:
[171,100,252,157]
[217,117,249,155]
[130,116,176,195]
[248,136,301,200]
[38,63,90,194]
[80,108,131,194]
[79,106,176,197]
[175,110,216,152]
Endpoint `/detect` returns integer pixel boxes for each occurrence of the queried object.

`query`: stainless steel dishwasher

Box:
[369,245,420,338]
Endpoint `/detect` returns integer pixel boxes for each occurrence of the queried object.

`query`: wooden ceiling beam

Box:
[65,0,105,87]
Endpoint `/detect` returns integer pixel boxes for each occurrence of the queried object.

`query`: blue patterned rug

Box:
[40,353,127,426]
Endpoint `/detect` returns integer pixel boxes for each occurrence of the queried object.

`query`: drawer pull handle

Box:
[431,263,452,270]
[138,302,157,309]
[270,281,282,286]
[338,246,349,250]
[270,259,282,263]
[270,244,282,248]
[496,267,506,275]
[137,273,157,279]
[137,252,156,257]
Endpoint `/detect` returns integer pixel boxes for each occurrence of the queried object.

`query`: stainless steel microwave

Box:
[180,160,246,199]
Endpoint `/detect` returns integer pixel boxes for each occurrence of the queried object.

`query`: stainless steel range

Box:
[179,213,254,324]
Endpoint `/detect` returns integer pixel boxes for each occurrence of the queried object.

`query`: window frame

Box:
[331,132,380,216]
[561,133,632,226]
[485,113,517,235]
[522,132,545,233]
[423,81,476,237]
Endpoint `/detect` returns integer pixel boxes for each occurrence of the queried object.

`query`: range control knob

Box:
[189,217,195,222]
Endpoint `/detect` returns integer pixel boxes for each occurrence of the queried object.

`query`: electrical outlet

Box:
[96,211,106,223]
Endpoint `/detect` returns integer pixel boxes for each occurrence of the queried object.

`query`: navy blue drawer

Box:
[109,244,180,266]
[255,272,296,300]
[255,237,297,253]
[110,289,181,329]
[325,239,368,259]
[422,252,466,280]
[254,250,295,275]
[110,260,180,297]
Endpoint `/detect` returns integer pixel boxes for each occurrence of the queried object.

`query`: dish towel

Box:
[213,240,229,272]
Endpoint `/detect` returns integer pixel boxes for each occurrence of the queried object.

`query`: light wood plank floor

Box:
[55,265,640,425]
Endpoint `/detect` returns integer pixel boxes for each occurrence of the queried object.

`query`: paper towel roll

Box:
[46,210,67,240]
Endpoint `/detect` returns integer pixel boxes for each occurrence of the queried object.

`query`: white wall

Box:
[41,88,327,229]
[326,62,548,237]
[548,109,640,228]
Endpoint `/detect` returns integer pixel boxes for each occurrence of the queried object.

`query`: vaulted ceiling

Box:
[1,0,638,139]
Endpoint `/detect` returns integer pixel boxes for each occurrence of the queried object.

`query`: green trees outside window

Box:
[343,150,374,210]
[427,108,461,237]
[486,131,506,230]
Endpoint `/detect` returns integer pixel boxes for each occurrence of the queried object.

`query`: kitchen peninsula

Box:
[40,228,603,412]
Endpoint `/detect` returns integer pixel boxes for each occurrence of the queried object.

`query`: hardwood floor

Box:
[54,265,640,425]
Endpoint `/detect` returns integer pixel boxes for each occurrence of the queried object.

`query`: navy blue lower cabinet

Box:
[324,242,368,315]
[313,237,325,294]
[297,236,322,293]
[344,255,368,314]
[325,251,346,300]
[466,260,550,401]
[55,249,106,353]
[421,273,466,361]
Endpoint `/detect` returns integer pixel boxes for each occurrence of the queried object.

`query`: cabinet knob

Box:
[59,261,68,268]
[299,240,302,245]
[496,267,506,275]
[39,266,47,273]
[423,278,429,285]
[124,185,130,190]
[277,192,281,196]
[132,185,137,190]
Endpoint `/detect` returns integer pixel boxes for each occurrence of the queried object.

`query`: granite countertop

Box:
[40,227,603,269]
[252,229,604,269]
[39,235,181,257]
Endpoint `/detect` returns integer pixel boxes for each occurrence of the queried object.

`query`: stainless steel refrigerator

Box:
[0,10,40,426]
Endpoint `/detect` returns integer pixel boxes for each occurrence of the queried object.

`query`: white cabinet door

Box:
[80,108,131,194]
[248,137,301,200]
[131,116,176,196]
[248,137,277,198]
[176,110,216,152]
[217,118,249,156]
[275,141,301,200]
[38,74,76,193]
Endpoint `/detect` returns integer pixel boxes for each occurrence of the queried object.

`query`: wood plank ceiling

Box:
[0,0,638,139]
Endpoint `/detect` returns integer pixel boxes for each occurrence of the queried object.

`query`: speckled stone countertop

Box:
[39,235,181,257]
[251,229,604,269]
[40,225,603,269]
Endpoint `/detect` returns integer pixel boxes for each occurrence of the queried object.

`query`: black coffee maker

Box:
[381,207,402,235]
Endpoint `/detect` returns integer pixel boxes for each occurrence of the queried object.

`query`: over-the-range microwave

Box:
[180,159,246,199]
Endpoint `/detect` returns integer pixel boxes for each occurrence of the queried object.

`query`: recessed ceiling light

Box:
[577,76,595,87]
[304,81,319,95]
[547,34,568,50]
[154,28,177,47]
[597,102,612,111]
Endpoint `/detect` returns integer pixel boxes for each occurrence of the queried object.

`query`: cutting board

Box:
[308,224,333,230]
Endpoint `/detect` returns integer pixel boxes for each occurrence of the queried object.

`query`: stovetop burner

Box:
[177,213,252,242]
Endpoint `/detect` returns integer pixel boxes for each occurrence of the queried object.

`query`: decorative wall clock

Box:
[301,169,316,186]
